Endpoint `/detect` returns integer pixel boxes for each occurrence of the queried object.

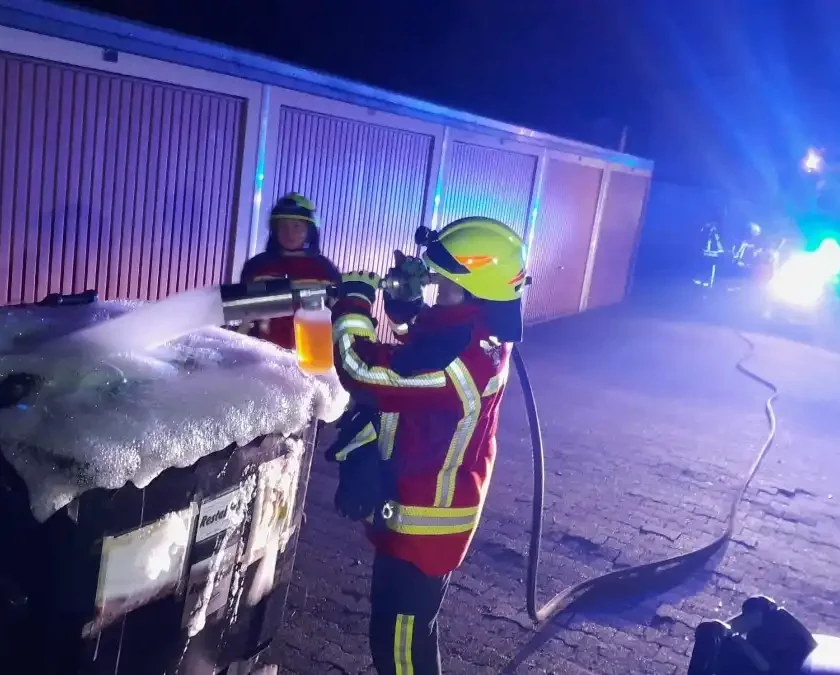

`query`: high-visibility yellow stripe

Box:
[394,614,415,675]
[396,504,478,518]
[378,412,399,459]
[333,313,377,340]
[335,312,374,328]
[337,334,447,389]
[384,502,479,536]
[334,422,377,461]
[434,359,480,507]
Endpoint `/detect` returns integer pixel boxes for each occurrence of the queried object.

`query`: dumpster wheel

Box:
[514,330,779,628]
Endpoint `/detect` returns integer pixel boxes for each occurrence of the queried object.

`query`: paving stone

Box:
[639,523,682,542]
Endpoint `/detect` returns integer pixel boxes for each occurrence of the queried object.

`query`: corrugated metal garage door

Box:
[270,106,434,334]
[525,160,603,323]
[586,171,650,310]
[439,141,537,237]
[0,51,244,305]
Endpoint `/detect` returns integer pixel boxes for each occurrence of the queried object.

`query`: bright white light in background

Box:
[770,253,827,307]
[813,238,840,276]
[769,238,840,307]
[803,148,825,173]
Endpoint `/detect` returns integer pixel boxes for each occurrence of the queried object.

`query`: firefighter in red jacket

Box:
[327,217,527,674]
[240,193,341,349]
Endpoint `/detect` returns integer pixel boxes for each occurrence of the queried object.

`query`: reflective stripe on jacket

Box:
[332,296,511,577]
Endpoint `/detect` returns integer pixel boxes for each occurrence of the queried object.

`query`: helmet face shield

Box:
[418,217,527,302]
[423,239,471,275]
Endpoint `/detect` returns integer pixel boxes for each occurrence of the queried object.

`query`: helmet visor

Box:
[424,239,471,275]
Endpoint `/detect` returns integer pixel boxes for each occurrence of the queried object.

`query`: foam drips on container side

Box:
[185,474,257,638]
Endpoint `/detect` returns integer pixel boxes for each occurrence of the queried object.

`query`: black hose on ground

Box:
[513,331,779,627]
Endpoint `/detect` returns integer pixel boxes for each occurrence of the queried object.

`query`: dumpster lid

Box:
[0,300,349,522]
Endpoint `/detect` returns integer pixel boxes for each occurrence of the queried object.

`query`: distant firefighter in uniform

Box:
[240,193,341,349]
[327,217,528,675]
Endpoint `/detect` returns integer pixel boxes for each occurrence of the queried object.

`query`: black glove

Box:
[326,406,384,522]
[333,442,384,521]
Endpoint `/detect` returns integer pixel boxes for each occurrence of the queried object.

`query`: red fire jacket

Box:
[332,295,512,577]
[241,252,340,349]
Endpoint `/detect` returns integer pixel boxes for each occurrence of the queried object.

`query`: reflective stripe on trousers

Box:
[370,553,450,675]
[394,614,415,675]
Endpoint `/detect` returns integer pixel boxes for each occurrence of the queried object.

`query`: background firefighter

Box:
[240,192,341,349]
[326,217,528,675]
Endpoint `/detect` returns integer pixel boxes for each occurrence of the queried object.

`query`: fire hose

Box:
[515,332,778,627]
[513,327,839,674]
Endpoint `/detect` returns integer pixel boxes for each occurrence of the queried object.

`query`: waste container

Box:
[0,293,347,675]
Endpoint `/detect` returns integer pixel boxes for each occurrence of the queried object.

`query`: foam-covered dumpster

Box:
[0,294,348,675]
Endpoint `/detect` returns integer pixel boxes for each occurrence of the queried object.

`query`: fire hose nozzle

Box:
[378,270,440,295]
[219,279,332,324]
[219,269,442,324]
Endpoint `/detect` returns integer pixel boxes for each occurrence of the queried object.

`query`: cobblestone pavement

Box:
[272,306,840,674]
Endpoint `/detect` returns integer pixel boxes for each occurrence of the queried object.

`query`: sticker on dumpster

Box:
[244,447,303,567]
[181,542,238,630]
[83,505,197,638]
[196,487,244,544]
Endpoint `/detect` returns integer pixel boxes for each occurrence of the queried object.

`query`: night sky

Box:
[60,0,840,195]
